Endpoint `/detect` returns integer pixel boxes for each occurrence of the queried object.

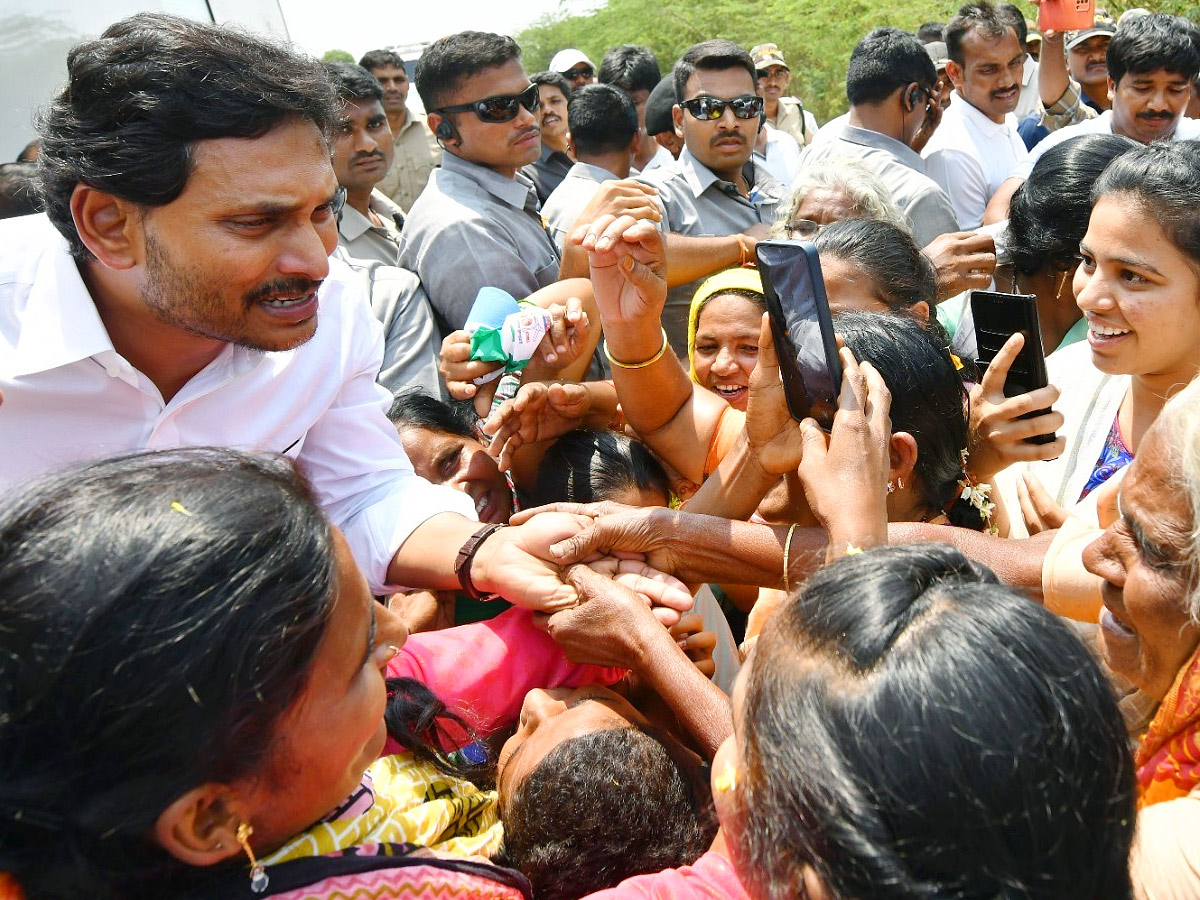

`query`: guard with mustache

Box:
[921,1,1030,229]
[324,62,407,267]
[523,71,574,204]
[637,39,786,354]
[398,32,562,338]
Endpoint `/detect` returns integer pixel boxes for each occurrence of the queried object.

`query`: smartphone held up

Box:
[755,240,842,430]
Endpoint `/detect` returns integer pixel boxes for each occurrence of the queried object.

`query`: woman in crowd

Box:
[0,448,707,900]
[938,132,1138,362]
[988,141,1200,532]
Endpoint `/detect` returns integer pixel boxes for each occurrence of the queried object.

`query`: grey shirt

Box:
[542,161,620,253]
[337,190,406,267]
[332,247,442,399]
[398,151,561,338]
[639,147,785,352]
[799,122,960,247]
[524,142,575,204]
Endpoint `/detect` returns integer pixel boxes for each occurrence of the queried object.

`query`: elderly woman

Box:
[1082,375,1200,897]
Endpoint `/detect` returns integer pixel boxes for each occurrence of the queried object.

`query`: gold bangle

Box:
[604,327,669,369]
[783,522,798,595]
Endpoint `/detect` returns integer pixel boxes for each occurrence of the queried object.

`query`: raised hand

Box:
[967,331,1064,480]
[923,231,997,301]
[439,329,502,416]
[572,214,667,329]
[744,313,806,476]
[481,381,592,471]
[796,346,893,556]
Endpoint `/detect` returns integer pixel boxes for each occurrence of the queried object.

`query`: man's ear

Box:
[945,59,964,91]
[910,299,930,322]
[801,865,831,900]
[1107,76,1116,104]
[70,184,142,270]
[672,104,685,138]
[154,784,243,867]
[888,431,919,485]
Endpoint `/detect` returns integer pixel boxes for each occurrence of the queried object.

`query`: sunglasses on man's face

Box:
[436,82,540,123]
[565,66,594,80]
[679,95,765,121]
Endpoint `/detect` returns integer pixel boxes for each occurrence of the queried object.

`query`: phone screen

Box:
[756,240,842,429]
[970,290,1055,444]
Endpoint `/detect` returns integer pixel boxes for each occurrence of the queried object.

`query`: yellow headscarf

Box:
[686,267,765,382]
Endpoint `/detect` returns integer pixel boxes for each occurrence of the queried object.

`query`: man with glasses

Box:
[639,39,786,353]
[399,31,561,337]
[551,48,596,90]
[799,28,960,247]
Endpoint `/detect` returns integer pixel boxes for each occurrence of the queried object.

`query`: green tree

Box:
[322,48,355,63]
[517,0,1199,124]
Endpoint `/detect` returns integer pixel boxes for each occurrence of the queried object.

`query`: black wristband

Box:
[454,523,506,601]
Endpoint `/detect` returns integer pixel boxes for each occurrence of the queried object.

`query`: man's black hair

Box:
[566,84,638,156]
[358,48,405,71]
[998,4,1028,46]
[414,31,522,112]
[530,70,572,99]
[598,44,662,95]
[0,162,41,219]
[37,12,338,260]
[324,61,384,105]
[917,21,946,43]
[673,39,757,101]
[1107,13,1200,86]
[945,2,1016,67]
[846,27,937,106]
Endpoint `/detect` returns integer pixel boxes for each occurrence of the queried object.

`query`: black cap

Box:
[644,75,677,136]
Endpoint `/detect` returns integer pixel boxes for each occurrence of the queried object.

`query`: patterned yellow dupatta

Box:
[1136,643,1200,807]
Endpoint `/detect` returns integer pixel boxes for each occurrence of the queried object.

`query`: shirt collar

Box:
[677,147,723,199]
[951,92,1016,136]
[441,150,537,211]
[838,124,926,171]
[11,229,116,378]
[338,202,375,242]
[570,161,621,181]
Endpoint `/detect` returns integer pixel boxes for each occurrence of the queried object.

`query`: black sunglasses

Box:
[679,95,765,121]
[565,66,594,79]
[436,83,540,123]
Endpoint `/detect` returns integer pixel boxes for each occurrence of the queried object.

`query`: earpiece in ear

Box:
[435,117,460,145]
[905,85,921,111]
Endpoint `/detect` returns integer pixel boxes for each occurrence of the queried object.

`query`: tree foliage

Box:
[322,48,355,63]
[515,0,1197,123]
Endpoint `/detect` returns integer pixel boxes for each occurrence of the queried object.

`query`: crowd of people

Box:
[1,3,1200,899]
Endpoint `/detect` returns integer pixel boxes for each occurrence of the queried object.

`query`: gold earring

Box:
[1055,268,1070,301]
[713,762,739,793]
[236,822,269,894]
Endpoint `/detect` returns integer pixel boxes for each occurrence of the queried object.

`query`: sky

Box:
[276,0,572,60]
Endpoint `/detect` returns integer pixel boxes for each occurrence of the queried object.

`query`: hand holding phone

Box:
[755,239,842,430]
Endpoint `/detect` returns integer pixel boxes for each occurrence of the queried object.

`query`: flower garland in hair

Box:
[950,449,998,535]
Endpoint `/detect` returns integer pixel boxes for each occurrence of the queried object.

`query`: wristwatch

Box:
[454,523,506,601]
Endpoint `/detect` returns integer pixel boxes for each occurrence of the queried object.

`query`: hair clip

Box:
[171,501,193,517]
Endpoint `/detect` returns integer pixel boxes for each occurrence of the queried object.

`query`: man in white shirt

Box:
[0,13,580,607]
[922,1,1029,229]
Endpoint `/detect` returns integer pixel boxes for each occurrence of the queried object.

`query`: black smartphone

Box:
[970,289,1055,445]
[755,239,842,429]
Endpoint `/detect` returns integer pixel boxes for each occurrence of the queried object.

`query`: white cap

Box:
[549,48,594,74]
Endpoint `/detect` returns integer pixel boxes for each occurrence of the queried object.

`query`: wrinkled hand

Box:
[572,214,667,328]
[796,347,892,554]
[967,332,1064,479]
[481,381,592,471]
[535,565,684,672]
[669,613,716,677]
[923,231,997,302]
[585,556,695,627]
[745,313,806,475]
[1017,472,1069,535]
[440,330,503,416]
[471,512,597,612]
[570,179,662,235]
[513,502,685,573]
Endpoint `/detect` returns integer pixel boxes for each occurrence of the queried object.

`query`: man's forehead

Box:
[685,66,756,98]
[183,122,337,203]
[1123,68,1192,85]
[961,28,1020,61]
[1071,36,1111,53]
[373,64,407,79]
[444,59,528,104]
[341,98,387,121]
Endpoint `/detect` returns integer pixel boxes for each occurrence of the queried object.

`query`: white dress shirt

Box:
[922,93,1029,229]
[0,214,474,593]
